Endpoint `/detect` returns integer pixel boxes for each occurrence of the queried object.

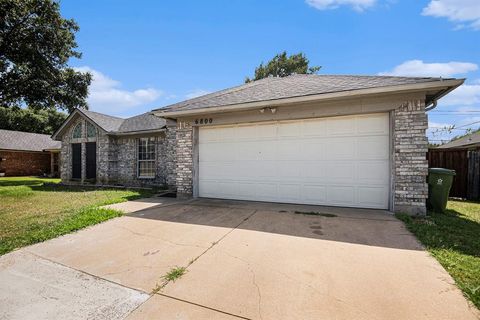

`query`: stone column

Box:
[393,99,429,215]
[175,121,193,198]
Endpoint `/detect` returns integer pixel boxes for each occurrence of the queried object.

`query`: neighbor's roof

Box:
[0,129,61,152]
[52,109,167,140]
[437,131,480,149]
[154,74,463,115]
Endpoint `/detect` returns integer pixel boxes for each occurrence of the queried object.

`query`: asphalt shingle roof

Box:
[80,110,166,133]
[0,129,61,152]
[156,74,452,112]
[437,131,480,149]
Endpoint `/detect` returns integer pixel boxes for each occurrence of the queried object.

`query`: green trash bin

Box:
[427,168,456,213]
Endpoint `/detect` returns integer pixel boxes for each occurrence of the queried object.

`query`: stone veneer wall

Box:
[60,115,177,189]
[175,122,193,198]
[393,99,429,215]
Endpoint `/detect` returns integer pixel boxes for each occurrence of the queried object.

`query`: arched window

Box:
[86,122,97,138]
[72,123,82,139]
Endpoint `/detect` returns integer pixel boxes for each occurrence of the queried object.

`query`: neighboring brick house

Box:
[54,75,463,215]
[0,129,61,177]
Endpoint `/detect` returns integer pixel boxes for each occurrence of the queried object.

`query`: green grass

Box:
[163,266,187,282]
[152,266,188,293]
[0,176,155,255]
[396,200,480,309]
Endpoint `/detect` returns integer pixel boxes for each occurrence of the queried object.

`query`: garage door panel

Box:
[278,122,302,137]
[327,186,355,205]
[324,137,356,160]
[327,117,356,136]
[303,119,327,137]
[302,142,325,160]
[323,162,355,182]
[358,187,389,208]
[303,185,327,202]
[301,162,326,179]
[199,127,219,142]
[256,123,277,139]
[278,184,302,202]
[358,162,390,184]
[199,143,237,161]
[199,113,390,209]
[357,114,389,134]
[357,136,389,159]
[256,183,278,201]
[235,182,258,199]
[277,161,302,179]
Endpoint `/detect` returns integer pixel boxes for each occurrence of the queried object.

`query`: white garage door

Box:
[198,113,390,209]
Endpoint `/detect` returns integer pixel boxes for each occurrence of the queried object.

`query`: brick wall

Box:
[393,99,429,215]
[0,150,51,176]
[175,122,193,197]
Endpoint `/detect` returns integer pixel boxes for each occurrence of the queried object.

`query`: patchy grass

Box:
[163,266,187,282]
[294,211,337,217]
[152,266,188,293]
[0,176,155,255]
[396,200,480,309]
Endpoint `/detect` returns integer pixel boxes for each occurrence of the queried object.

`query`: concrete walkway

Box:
[1,198,478,319]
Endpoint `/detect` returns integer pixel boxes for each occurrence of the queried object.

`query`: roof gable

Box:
[52,108,167,140]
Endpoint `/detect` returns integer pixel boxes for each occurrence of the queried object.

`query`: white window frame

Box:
[137,137,156,179]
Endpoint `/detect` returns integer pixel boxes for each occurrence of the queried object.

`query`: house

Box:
[0,129,61,177]
[436,131,480,150]
[53,74,464,214]
[51,109,176,187]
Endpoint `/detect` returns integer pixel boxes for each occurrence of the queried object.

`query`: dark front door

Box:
[86,142,96,180]
[72,143,81,179]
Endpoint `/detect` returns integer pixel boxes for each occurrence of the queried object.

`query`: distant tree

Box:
[245,51,321,83]
[0,106,67,134]
[0,0,91,112]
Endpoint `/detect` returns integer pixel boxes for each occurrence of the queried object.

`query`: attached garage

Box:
[155,74,464,214]
[198,113,390,209]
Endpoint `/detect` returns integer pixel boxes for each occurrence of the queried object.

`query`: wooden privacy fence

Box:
[427,149,480,200]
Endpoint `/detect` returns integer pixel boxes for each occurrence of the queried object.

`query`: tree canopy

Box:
[0,107,67,134]
[0,0,91,112]
[0,106,67,135]
[245,51,321,83]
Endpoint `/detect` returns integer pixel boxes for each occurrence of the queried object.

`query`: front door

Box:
[86,142,96,180]
[72,143,81,179]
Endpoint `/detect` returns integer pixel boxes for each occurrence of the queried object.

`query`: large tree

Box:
[245,51,321,83]
[0,106,67,134]
[0,0,91,112]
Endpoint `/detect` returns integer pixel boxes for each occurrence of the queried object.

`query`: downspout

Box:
[425,99,437,112]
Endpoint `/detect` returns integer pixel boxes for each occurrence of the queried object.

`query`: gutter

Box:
[152,79,464,118]
[106,128,166,136]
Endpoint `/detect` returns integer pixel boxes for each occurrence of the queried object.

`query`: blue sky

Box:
[60,0,480,142]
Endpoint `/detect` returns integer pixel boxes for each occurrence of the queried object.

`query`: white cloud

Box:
[185,89,211,99]
[305,0,376,12]
[75,66,162,114]
[440,80,480,106]
[379,60,478,77]
[422,0,480,30]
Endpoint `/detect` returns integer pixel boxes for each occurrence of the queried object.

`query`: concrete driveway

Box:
[1,198,478,320]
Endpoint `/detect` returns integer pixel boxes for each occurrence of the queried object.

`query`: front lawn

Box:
[0,177,155,255]
[397,200,480,309]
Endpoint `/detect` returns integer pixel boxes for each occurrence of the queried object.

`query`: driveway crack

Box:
[157,210,258,292]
